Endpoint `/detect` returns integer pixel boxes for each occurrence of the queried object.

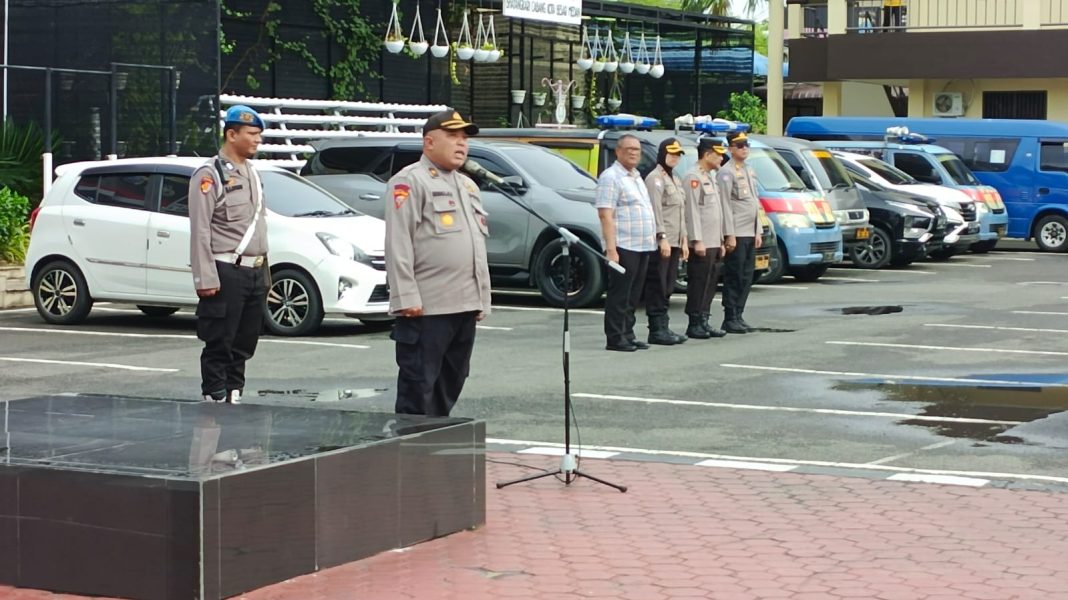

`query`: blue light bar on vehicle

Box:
[693,119,750,134]
[596,114,661,129]
[884,126,935,144]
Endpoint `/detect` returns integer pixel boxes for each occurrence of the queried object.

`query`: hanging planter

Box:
[635,31,651,75]
[571,94,586,109]
[576,25,594,71]
[430,8,450,57]
[591,28,605,72]
[618,31,635,74]
[649,35,665,79]
[473,15,490,62]
[383,1,405,54]
[603,29,619,72]
[532,91,547,106]
[486,16,501,62]
[511,89,527,104]
[456,9,475,60]
[408,6,428,56]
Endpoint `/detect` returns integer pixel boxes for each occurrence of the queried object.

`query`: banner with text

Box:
[503,0,582,25]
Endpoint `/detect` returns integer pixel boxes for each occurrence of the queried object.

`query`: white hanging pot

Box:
[618,31,634,75]
[456,9,475,60]
[473,48,490,61]
[571,95,586,109]
[619,61,634,74]
[577,57,593,71]
[431,45,450,58]
[511,89,527,104]
[384,1,404,53]
[457,45,475,60]
[488,49,501,62]
[650,35,664,79]
[592,60,605,73]
[608,98,622,111]
[635,31,651,75]
[385,40,405,53]
[532,92,547,106]
[408,7,427,56]
[430,8,449,57]
[409,41,429,56]
[604,61,618,72]
[650,64,664,78]
[635,62,650,75]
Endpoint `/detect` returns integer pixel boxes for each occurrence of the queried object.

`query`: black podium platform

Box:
[0,394,485,600]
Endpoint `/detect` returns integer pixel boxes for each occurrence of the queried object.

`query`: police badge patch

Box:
[393,183,410,209]
[200,176,213,194]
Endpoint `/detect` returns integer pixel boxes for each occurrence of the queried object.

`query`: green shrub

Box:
[0,119,58,206]
[0,187,30,264]
[717,91,767,134]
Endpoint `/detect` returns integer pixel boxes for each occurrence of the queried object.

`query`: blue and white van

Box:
[786,117,1067,250]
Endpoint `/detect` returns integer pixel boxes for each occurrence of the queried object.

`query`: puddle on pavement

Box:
[834,380,1068,445]
[254,388,387,402]
[747,327,797,333]
[837,305,904,316]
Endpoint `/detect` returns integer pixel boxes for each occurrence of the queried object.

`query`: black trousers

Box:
[392,312,478,417]
[722,237,756,313]
[643,246,681,318]
[196,261,268,396]
[882,5,902,27]
[685,247,722,317]
[604,248,650,345]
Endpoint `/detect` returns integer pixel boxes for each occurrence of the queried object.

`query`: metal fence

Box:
[846,0,1023,31]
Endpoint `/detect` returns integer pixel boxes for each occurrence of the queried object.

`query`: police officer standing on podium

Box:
[189,105,268,404]
[385,110,491,417]
[717,132,763,334]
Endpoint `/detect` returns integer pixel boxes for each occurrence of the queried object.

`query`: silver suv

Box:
[302,138,607,307]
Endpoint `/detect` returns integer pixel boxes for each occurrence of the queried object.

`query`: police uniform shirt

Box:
[188,151,269,290]
[645,165,687,248]
[716,161,764,238]
[684,166,734,247]
[384,155,491,317]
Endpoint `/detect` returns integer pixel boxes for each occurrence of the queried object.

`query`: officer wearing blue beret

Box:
[188,104,268,404]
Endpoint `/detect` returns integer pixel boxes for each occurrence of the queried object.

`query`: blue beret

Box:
[224,105,265,130]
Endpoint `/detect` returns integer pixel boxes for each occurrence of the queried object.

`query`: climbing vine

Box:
[221,0,386,100]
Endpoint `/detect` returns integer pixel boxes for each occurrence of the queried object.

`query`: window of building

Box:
[982,91,1047,120]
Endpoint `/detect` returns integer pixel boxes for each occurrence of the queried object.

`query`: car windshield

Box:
[494,145,597,190]
[805,150,852,189]
[858,158,916,185]
[937,154,981,185]
[260,170,363,217]
[747,148,808,192]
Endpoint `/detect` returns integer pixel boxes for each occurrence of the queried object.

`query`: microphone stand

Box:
[478,175,626,493]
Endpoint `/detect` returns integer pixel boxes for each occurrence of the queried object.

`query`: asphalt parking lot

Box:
[2,242,1066,489]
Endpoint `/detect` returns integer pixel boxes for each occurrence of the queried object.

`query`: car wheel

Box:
[674,259,688,294]
[137,305,180,318]
[848,226,891,269]
[927,247,957,261]
[756,242,786,284]
[969,239,998,254]
[264,269,324,336]
[1034,214,1068,252]
[789,264,829,282]
[533,241,605,308]
[32,260,93,325]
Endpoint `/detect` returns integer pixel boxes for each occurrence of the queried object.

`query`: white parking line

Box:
[827,340,1068,357]
[878,269,935,275]
[919,262,991,268]
[983,256,1035,262]
[695,459,796,472]
[487,438,1068,485]
[1014,310,1068,316]
[887,473,989,487]
[0,356,177,372]
[476,325,514,331]
[867,440,957,466]
[719,363,1068,387]
[0,326,370,349]
[926,323,1068,334]
[1018,281,1068,286]
[0,307,37,313]
[492,305,604,315]
[819,276,881,283]
[571,392,1021,425]
[517,447,619,459]
[752,284,809,290]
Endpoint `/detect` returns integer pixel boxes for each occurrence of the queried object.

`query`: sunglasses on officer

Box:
[731,140,750,149]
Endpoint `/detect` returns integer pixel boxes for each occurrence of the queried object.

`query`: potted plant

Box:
[474,43,492,62]
[592,56,606,73]
[635,31,651,74]
[383,1,405,54]
[511,89,527,104]
[649,35,665,79]
[576,25,594,71]
[603,30,619,72]
[430,8,449,57]
[456,9,475,60]
[532,91,547,106]
[485,16,501,63]
[407,6,428,56]
[618,31,635,74]
[571,94,586,109]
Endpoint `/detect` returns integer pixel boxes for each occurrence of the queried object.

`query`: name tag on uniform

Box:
[225,183,244,193]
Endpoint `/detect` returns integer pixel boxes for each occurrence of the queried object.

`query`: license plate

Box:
[822,251,837,262]
[855,228,870,240]
[755,254,770,270]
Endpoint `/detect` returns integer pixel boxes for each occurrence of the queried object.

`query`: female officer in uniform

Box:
[642,138,689,345]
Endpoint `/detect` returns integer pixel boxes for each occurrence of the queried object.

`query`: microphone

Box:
[462,159,505,186]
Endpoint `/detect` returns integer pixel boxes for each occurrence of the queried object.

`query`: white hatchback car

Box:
[26,157,390,336]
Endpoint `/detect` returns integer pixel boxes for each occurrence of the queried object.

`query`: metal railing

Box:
[1042,0,1068,26]
[846,0,1023,32]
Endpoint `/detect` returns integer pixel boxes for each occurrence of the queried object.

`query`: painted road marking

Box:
[492,305,604,315]
[867,440,957,466]
[719,363,1068,388]
[926,323,1068,334]
[983,256,1035,262]
[477,325,514,331]
[0,326,370,349]
[919,262,991,268]
[753,284,809,290]
[487,438,1068,485]
[887,473,989,487]
[828,340,1068,357]
[1014,310,1068,316]
[695,459,797,472]
[819,276,881,283]
[0,356,177,372]
[572,392,1022,426]
[517,447,619,459]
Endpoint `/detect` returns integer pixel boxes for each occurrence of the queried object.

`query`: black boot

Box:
[701,313,727,338]
[722,308,748,334]
[664,315,687,344]
[686,314,712,339]
[647,315,678,346]
[737,312,756,332]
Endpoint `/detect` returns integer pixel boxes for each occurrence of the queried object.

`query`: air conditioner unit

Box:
[932,92,964,117]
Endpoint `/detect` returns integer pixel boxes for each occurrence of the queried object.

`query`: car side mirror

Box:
[501,175,528,193]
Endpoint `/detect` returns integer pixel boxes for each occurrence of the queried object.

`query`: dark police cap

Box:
[727,132,750,147]
[698,138,728,155]
[423,110,479,136]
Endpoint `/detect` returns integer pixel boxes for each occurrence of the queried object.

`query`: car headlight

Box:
[902,215,932,239]
[775,213,813,229]
[317,232,373,267]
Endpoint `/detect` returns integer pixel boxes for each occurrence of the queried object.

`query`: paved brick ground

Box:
[3,453,1068,600]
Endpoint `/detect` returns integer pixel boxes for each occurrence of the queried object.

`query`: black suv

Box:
[301,138,608,307]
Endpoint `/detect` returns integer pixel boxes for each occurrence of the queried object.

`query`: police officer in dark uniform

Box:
[189,105,268,404]
[385,110,491,417]
[716,132,764,334]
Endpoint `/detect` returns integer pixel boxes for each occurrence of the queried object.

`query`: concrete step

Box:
[0,265,31,308]
[1,289,32,309]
